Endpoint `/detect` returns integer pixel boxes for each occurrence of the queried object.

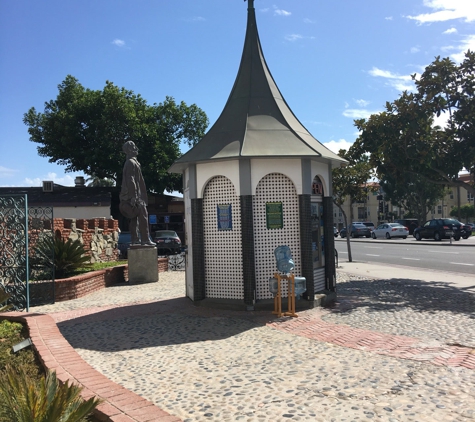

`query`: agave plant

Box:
[0,366,101,422]
[33,237,91,279]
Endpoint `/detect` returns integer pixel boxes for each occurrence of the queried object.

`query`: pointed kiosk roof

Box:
[169,0,346,173]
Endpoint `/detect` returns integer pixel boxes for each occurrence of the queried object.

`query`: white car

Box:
[371,223,409,239]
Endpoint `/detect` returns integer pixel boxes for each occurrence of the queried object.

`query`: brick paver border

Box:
[266,309,475,370]
[1,312,181,422]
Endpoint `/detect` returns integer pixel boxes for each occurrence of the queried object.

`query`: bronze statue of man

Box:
[119,141,155,246]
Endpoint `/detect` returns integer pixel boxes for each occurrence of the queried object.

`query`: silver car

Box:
[372,223,409,239]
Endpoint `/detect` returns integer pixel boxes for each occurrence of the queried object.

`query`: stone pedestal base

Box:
[127,246,158,283]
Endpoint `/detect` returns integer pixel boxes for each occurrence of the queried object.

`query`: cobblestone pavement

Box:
[31,271,475,422]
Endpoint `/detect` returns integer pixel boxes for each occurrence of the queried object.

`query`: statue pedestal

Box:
[128,246,158,283]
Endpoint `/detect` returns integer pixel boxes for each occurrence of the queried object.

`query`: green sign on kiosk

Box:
[266,202,283,229]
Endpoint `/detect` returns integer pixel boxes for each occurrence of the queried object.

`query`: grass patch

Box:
[70,261,126,276]
[0,320,43,380]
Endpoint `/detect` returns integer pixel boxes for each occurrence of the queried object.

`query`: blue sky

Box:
[1,0,474,191]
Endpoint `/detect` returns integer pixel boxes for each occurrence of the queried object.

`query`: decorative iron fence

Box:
[168,253,186,271]
[28,206,54,307]
[0,195,29,311]
[0,195,55,311]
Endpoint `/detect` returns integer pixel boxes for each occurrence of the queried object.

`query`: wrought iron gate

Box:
[0,195,29,310]
[168,253,186,271]
[0,195,54,311]
[28,205,54,307]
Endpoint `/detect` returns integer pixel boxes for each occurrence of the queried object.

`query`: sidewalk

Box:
[3,265,475,422]
[338,260,475,291]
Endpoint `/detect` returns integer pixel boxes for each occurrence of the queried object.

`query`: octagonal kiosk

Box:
[169,0,347,310]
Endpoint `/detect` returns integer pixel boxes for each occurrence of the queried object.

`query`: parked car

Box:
[458,221,473,238]
[371,223,409,239]
[413,218,467,241]
[394,218,419,235]
[118,232,131,259]
[154,230,182,254]
[333,227,339,237]
[340,223,371,238]
[357,221,375,232]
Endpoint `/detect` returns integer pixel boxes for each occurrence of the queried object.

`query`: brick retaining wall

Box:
[52,258,168,302]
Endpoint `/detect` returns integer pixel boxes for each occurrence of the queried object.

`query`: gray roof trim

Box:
[169,2,347,174]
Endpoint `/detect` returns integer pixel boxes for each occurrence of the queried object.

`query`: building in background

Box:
[334,174,475,229]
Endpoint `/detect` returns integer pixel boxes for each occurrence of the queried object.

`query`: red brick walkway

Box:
[267,309,475,370]
[2,312,181,422]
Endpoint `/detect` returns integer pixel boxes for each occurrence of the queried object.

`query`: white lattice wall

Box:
[253,173,301,300]
[203,176,244,299]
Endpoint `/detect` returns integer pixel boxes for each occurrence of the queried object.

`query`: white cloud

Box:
[342,109,381,119]
[368,67,415,91]
[385,16,393,21]
[432,111,450,129]
[303,18,315,24]
[0,165,17,178]
[23,173,83,187]
[451,34,475,62]
[275,10,291,17]
[410,46,420,53]
[182,16,206,22]
[323,139,354,154]
[111,39,126,48]
[443,27,457,34]
[285,34,303,42]
[406,0,475,23]
[274,9,291,17]
[355,99,370,107]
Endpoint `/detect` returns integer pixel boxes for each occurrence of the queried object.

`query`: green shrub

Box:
[0,366,101,422]
[33,237,92,279]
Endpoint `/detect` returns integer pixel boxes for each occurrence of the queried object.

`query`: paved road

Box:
[335,236,475,275]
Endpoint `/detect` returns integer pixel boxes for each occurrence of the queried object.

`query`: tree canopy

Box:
[23,75,209,193]
[378,172,445,224]
[332,149,375,262]
[352,51,475,198]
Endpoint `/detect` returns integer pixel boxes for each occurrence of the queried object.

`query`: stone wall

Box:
[50,217,120,263]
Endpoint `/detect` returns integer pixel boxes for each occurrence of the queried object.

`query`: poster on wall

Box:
[217,204,232,230]
[266,202,283,229]
[311,202,320,267]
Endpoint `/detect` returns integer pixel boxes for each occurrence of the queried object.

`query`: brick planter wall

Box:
[53,258,169,302]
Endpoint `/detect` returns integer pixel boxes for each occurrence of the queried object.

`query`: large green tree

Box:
[379,172,445,224]
[23,75,209,193]
[352,51,475,198]
[332,149,375,262]
[450,204,475,223]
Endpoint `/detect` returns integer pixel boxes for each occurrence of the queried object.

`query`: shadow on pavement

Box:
[57,296,274,352]
[331,277,475,317]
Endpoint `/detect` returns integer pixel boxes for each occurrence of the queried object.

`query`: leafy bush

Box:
[0,366,101,422]
[33,237,91,279]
